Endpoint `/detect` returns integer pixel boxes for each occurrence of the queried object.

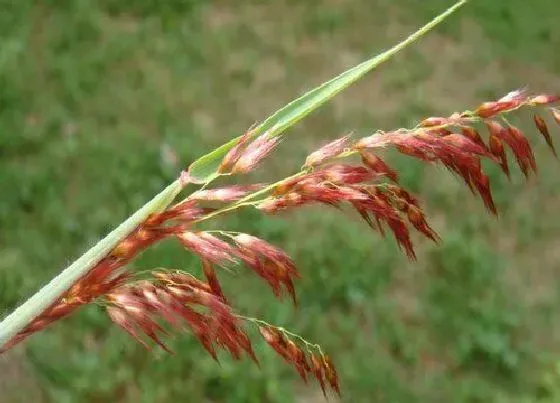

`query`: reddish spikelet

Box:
[321,164,376,184]
[304,134,351,167]
[406,205,439,242]
[461,127,487,151]
[232,132,281,174]
[234,233,300,303]
[110,226,167,261]
[201,259,227,303]
[499,88,529,103]
[258,326,291,362]
[419,116,450,127]
[529,94,560,105]
[155,199,212,225]
[153,271,213,294]
[475,89,528,118]
[488,134,510,177]
[512,124,536,174]
[384,184,420,208]
[311,354,327,397]
[420,113,469,128]
[360,151,398,182]
[189,185,264,202]
[475,100,520,118]
[256,193,305,213]
[387,217,416,260]
[473,171,497,214]
[507,124,537,176]
[219,129,253,173]
[298,183,369,207]
[487,120,536,177]
[353,130,410,150]
[534,114,556,156]
[271,172,326,196]
[321,354,341,396]
[426,127,453,137]
[177,231,236,266]
[107,272,256,361]
[258,325,337,394]
[442,133,490,157]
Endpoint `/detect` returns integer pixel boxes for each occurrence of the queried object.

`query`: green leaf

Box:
[187,0,468,183]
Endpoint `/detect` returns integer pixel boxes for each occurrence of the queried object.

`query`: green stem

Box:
[0,179,184,348]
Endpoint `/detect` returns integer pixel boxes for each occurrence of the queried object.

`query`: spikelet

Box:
[232,131,281,174]
[304,134,351,167]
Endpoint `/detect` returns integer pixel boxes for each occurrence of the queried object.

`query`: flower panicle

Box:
[3,87,560,399]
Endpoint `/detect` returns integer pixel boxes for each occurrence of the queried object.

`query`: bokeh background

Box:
[1,0,560,402]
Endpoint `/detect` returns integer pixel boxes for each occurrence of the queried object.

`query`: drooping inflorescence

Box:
[1,89,559,397]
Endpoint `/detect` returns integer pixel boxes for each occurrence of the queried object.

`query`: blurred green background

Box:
[1,0,560,402]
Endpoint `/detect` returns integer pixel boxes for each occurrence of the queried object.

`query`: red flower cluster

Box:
[3,88,559,398]
[257,160,435,259]
[106,271,257,361]
[177,231,300,303]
